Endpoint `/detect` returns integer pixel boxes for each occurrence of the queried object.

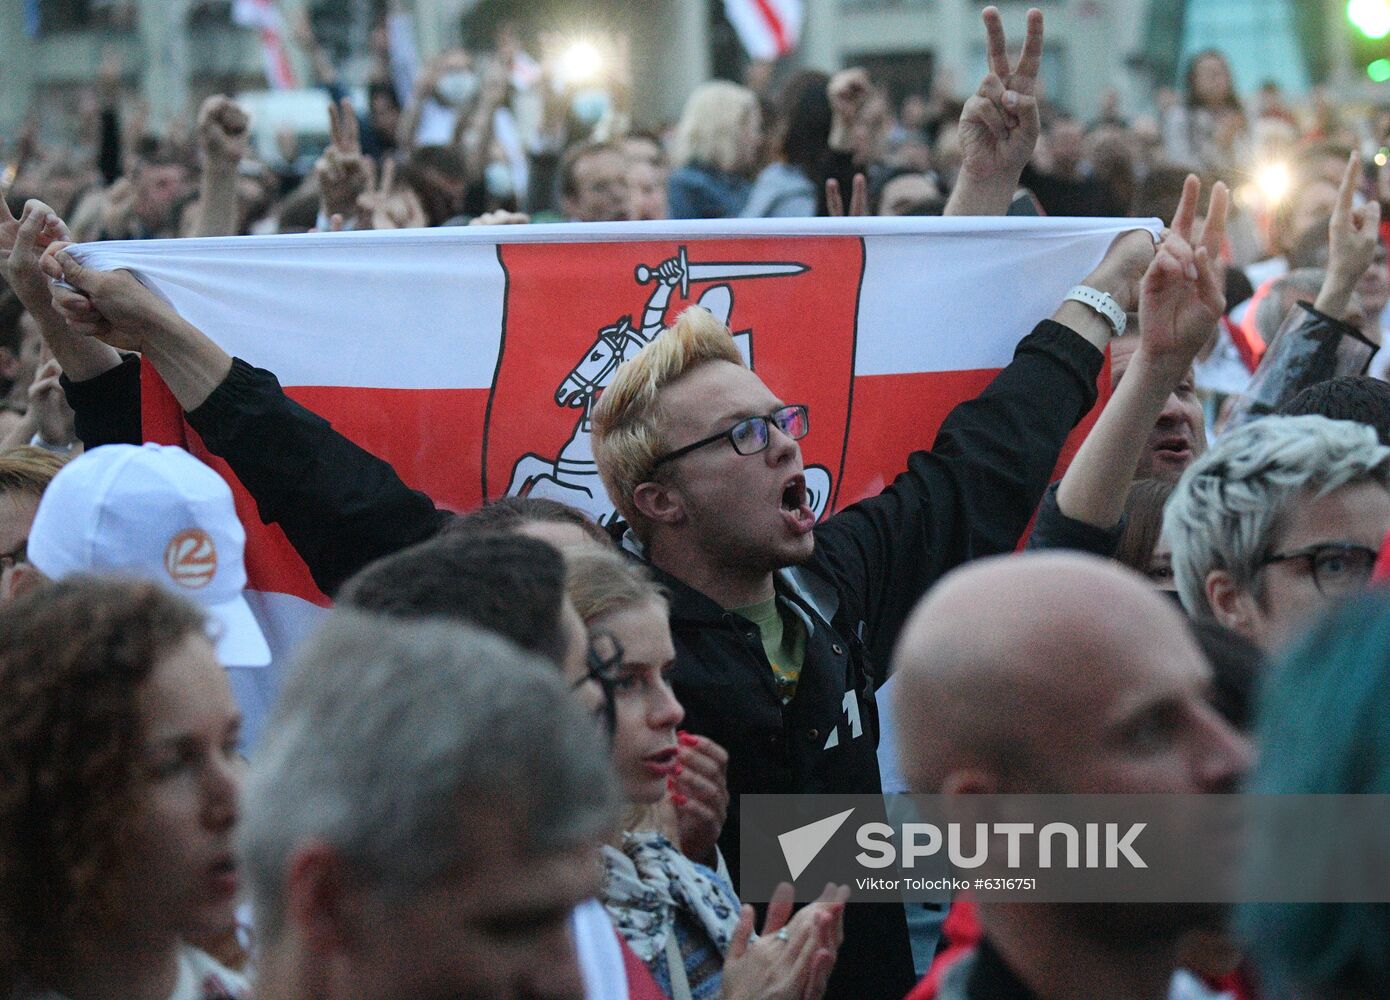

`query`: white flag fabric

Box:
[724,0,805,60]
[232,0,297,90]
[72,216,1154,743]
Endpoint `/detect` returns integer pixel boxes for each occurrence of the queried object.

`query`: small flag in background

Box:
[724,0,804,60]
[232,0,298,90]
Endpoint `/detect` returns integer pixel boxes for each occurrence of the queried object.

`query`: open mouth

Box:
[781,475,807,512]
[643,746,679,776]
[780,474,817,535]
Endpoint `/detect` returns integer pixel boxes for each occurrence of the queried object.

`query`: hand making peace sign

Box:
[316,98,374,221]
[958,6,1043,187]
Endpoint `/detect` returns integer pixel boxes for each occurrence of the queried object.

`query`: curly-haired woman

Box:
[0,575,248,1000]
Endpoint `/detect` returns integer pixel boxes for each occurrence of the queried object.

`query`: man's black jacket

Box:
[64,319,1103,1000]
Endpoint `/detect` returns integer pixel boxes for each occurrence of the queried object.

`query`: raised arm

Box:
[818,69,871,214]
[189,96,251,238]
[1314,151,1383,324]
[812,236,1151,667]
[316,99,376,230]
[41,253,446,594]
[1,199,121,382]
[291,11,341,89]
[457,56,509,184]
[1225,155,1381,428]
[44,248,232,410]
[87,46,124,184]
[945,6,1043,217]
[1053,176,1229,533]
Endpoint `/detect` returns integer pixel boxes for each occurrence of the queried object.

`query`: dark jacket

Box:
[932,940,1039,1000]
[667,163,753,220]
[61,320,1103,1000]
[1024,481,1127,558]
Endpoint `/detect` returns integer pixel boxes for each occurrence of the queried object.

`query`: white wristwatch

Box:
[1064,285,1127,337]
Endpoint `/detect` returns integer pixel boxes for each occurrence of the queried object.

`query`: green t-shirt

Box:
[733,595,807,703]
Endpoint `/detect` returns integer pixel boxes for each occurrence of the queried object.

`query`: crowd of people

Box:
[3,4,1390,1000]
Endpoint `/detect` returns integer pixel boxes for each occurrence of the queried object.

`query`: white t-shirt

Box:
[573,897,630,1000]
[875,676,909,794]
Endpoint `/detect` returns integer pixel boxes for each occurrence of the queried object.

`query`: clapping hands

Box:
[721,882,848,1000]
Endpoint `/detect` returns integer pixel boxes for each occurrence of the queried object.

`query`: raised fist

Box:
[197,95,250,169]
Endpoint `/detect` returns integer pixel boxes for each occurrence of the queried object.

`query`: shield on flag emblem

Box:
[483,237,864,526]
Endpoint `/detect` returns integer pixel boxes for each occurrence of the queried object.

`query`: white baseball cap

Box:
[26,443,272,667]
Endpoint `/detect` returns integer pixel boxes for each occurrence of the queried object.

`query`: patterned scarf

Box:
[600,831,741,964]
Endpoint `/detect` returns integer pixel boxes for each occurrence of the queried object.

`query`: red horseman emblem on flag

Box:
[484,237,865,526]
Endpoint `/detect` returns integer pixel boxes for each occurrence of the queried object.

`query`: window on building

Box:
[188,0,233,28]
[846,50,936,108]
[308,0,389,66]
[35,0,136,33]
[1180,0,1309,97]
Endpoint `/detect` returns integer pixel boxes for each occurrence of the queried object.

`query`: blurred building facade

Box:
[0,0,1353,146]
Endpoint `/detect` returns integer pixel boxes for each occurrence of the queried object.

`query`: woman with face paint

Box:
[562,544,847,1000]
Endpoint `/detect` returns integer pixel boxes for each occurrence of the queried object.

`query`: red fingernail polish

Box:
[679,732,699,747]
[673,762,684,776]
[672,792,688,807]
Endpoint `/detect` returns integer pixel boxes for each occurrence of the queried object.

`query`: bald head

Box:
[891,553,1248,796]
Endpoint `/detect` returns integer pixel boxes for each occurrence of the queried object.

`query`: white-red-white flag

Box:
[724,0,804,60]
[233,0,297,90]
[71,216,1154,738]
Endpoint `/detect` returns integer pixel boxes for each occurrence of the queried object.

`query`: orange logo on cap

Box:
[164,528,218,589]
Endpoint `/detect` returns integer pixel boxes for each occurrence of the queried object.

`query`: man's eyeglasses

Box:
[0,539,25,572]
[571,629,623,740]
[649,404,809,471]
[1260,543,1378,597]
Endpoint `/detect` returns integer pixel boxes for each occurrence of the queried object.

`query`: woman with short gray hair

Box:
[1163,414,1390,649]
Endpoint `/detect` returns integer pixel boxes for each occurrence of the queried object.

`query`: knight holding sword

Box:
[514,246,817,523]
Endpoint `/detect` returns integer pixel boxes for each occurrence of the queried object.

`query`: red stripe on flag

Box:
[283,386,490,512]
[143,371,491,604]
[261,27,297,89]
[144,364,1102,605]
[750,0,790,54]
[835,367,1106,518]
[142,369,326,604]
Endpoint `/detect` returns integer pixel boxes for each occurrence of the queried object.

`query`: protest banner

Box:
[73,215,1155,671]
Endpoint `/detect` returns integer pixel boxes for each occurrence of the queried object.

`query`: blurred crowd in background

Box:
[7,7,1390,1000]
[7,13,1390,432]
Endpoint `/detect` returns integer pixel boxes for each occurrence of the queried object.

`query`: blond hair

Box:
[563,545,674,833]
[0,446,68,501]
[564,544,667,625]
[592,306,745,537]
[671,81,760,173]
